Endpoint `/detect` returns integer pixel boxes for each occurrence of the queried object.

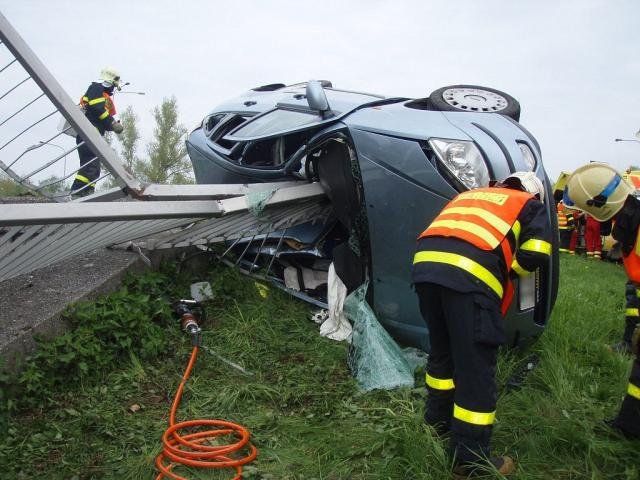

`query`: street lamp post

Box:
[22,141,68,176]
[39,141,68,176]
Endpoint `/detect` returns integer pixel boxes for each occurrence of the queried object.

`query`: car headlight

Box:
[518,143,536,171]
[428,138,489,189]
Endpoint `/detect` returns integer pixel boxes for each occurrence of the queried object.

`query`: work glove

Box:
[111,120,124,134]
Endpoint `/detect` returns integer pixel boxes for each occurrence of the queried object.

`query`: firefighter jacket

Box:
[613,195,640,283]
[412,187,552,313]
[79,82,117,135]
[557,201,574,231]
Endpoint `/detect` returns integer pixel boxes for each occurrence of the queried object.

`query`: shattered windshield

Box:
[227,109,321,140]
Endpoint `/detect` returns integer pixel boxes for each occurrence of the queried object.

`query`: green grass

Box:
[1,255,639,479]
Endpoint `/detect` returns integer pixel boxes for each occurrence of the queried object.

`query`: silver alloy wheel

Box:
[441,87,509,112]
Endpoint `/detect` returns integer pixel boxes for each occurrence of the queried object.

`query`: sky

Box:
[1,0,640,183]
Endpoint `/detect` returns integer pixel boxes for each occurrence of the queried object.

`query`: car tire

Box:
[428,85,521,121]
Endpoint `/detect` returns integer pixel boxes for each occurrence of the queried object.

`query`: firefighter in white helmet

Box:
[70,67,124,198]
[564,162,640,439]
[412,171,552,477]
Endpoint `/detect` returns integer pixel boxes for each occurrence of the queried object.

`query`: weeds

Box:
[0,264,185,414]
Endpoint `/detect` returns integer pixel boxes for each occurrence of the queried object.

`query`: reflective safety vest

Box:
[557,203,571,230]
[417,187,533,312]
[623,229,640,283]
[80,91,116,121]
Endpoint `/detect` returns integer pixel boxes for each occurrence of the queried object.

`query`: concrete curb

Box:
[0,248,146,373]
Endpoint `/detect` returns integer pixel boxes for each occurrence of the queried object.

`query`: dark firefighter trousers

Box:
[559,229,573,252]
[611,356,640,438]
[70,134,100,195]
[624,280,640,344]
[416,282,506,463]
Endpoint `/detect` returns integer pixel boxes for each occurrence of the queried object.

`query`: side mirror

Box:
[306,80,331,117]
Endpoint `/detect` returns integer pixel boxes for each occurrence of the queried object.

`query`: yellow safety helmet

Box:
[99,66,122,89]
[502,171,545,203]
[562,162,634,221]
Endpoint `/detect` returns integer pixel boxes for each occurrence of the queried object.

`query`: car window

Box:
[226,108,322,140]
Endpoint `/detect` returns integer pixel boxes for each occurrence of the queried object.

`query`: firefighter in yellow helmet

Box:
[563,162,640,439]
[70,67,124,197]
[412,171,552,477]
[556,200,575,253]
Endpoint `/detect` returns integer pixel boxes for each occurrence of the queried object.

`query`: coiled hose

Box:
[155,346,258,479]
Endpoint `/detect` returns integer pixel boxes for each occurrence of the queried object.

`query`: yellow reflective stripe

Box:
[87,97,106,105]
[512,220,521,242]
[453,404,495,426]
[511,258,530,276]
[635,289,640,299]
[74,174,92,185]
[520,239,552,255]
[625,308,639,317]
[426,373,455,390]
[413,251,503,298]
[628,382,640,400]
[444,207,511,235]
[429,219,500,249]
[98,110,109,120]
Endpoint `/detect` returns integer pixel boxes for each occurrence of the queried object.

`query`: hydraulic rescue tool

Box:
[155,300,257,480]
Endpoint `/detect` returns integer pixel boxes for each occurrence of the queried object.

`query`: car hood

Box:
[343,102,541,181]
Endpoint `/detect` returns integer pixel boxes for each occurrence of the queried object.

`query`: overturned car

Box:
[186,81,559,351]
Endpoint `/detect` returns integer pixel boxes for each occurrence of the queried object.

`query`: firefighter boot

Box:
[452,456,515,478]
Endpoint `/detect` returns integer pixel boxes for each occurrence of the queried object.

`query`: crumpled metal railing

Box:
[0,13,332,284]
[0,183,331,282]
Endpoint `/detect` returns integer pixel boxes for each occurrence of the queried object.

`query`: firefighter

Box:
[563,162,640,439]
[614,280,640,354]
[568,210,582,255]
[557,200,575,253]
[70,67,124,197]
[412,172,552,477]
[584,213,603,259]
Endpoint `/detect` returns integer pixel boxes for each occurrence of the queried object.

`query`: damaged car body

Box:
[186,81,559,352]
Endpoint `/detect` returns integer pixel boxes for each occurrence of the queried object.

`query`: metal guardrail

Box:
[0,13,332,283]
[0,183,330,282]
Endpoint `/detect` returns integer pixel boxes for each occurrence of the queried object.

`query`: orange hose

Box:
[155,346,258,480]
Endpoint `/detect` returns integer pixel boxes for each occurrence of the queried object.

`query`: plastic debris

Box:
[190,281,214,302]
[310,309,329,324]
[255,282,269,298]
[345,282,415,391]
[402,347,429,372]
[319,263,351,341]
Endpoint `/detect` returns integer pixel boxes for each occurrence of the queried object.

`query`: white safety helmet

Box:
[502,171,545,203]
[563,162,634,221]
[99,66,122,89]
